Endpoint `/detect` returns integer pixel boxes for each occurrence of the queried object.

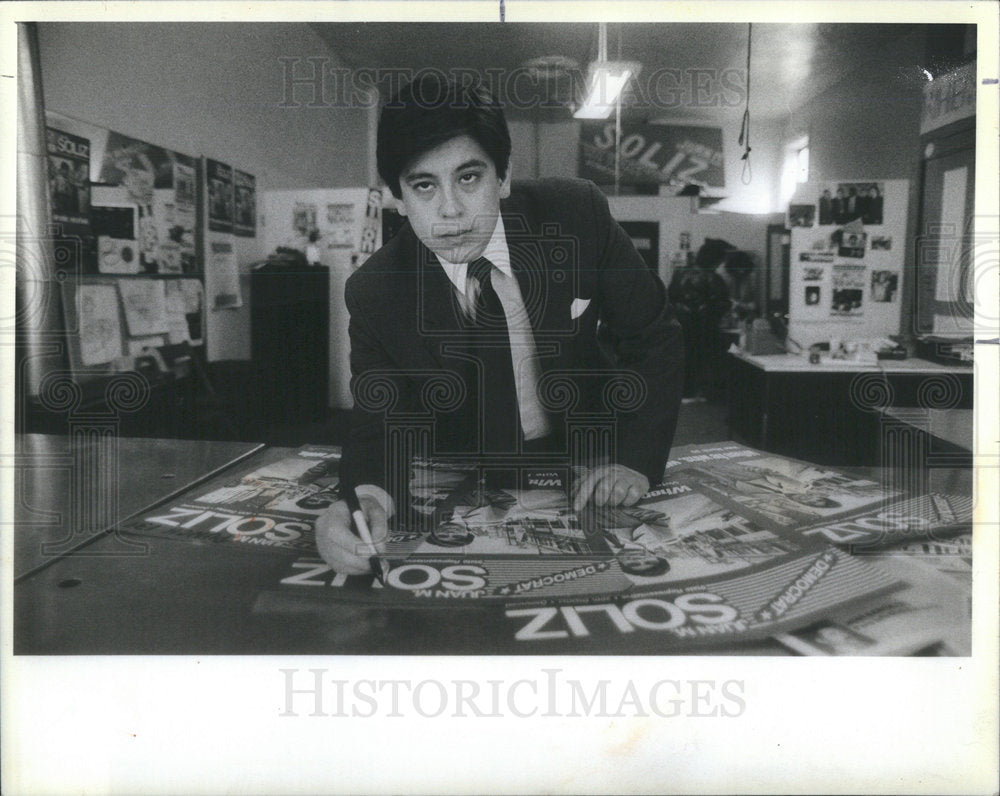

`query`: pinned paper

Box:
[118,279,169,335]
[78,283,123,365]
[164,281,190,343]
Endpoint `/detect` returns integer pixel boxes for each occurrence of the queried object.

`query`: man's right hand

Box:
[315,494,388,576]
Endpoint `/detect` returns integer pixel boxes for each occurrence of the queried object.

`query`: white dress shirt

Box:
[357,214,552,518]
[436,213,551,442]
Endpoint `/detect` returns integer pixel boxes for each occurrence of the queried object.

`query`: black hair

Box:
[377,73,512,199]
[695,238,736,270]
[724,250,756,280]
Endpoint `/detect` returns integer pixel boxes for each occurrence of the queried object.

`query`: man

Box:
[317,75,683,575]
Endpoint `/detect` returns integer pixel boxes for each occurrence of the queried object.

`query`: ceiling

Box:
[310,22,923,121]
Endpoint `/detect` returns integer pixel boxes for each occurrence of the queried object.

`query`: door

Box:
[915,122,975,335]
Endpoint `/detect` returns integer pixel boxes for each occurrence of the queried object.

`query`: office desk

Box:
[9,434,263,580]
[14,440,971,656]
[727,352,973,466]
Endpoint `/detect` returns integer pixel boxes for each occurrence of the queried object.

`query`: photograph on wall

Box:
[805,286,821,306]
[833,182,884,224]
[45,126,91,239]
[233,170,257,238]
[831,264,866,316]
[788,204,816,227]
[871,235,892,250]
[871,270,899,302]
[802,267,824,282]
[206,159,234,233]
[837,231,867,258]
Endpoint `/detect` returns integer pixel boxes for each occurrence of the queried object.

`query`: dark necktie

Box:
[466,257,520,453]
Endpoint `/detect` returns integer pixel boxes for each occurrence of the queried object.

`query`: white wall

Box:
[774,28,928,337]
[38,22,371,360]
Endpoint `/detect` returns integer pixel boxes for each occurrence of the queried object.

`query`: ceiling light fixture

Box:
[574,23,640,119]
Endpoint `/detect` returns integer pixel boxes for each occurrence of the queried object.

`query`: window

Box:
[779,134,809,209]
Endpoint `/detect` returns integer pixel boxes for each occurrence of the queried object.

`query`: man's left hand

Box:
[572,464,650,512]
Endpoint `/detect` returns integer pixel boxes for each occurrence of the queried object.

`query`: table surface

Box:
[10,434,263,579]
[730,351,973,375]
[12,438,972,656]
[883,408,975,453]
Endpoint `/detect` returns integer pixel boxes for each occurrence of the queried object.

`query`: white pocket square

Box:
[570,298,591,319]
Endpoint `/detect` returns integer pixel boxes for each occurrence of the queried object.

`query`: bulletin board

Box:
[786,179,909,349]
[59,275,205,381]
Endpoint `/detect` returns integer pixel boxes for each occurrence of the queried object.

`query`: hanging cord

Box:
[738,23,753,184]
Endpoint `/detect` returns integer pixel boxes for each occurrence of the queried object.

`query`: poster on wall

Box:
[325,204,355,248]
[97,131,196,273]
[356,188,383,265]
[787,179,908,349]
[45,126,91,241]
[234,170,257,238]
[206,235,242,310]
[206,159,234,234]
[578,121,725,189]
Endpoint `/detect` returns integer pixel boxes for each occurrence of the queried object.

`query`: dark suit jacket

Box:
[341,178,684,501]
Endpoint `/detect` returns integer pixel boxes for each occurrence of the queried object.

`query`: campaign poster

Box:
[579,121,725,189]
[206,159,234,233]
[46,126,92,240]
[234,170,257,238]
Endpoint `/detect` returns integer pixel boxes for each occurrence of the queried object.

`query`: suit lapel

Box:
[397,224,472,370]
[503,196,574,374]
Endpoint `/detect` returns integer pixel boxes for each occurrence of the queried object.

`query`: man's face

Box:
[396,134,511,264]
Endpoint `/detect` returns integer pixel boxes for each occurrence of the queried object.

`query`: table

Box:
[727,351,973,466]
[14,437,973,656]
[9,434,263,580]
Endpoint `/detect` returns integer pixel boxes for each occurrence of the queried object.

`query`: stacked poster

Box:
[114,442,975,651]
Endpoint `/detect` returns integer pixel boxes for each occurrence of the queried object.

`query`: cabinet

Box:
[250,266,330,425]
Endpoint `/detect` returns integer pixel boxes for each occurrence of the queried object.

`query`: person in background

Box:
[667,238,732,403]
[832,186,847,224]
[818,189,833,225]
[717,249,758,325]
[867,184,883,224]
